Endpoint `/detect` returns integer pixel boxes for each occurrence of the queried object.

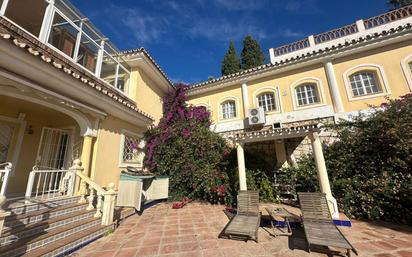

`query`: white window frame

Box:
[252,86,281,113]
[221,101,236,120]
[400,54,412,92]
[256,92,276,112]
[218,96,240,122]
[290,77,326,110]
[119,129,144,168]
[343,64,391,101]
[349,72,382,97]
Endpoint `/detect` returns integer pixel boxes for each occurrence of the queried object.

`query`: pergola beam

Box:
[230,124,339,219]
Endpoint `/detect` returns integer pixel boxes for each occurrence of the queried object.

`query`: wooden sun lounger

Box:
[223,191,261,242]
[298,192,358,257]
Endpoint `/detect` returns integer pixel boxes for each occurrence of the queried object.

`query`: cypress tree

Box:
[241,35,265,70]
[221,41,241,76]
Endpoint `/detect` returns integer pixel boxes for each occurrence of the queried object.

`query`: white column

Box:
[275,139,288,168]
[324,61,344,113]
[356,19,366,32]
[308,35,316,47]
[241,82,249,117]
[236,142,247,191]
[309,132,339,219]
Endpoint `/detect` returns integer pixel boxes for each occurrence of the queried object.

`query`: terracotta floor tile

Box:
[397,251,412,257]
[159,244,180,254]
[136,245,159,257]
[91,251,116,257]
[114,247,138,257]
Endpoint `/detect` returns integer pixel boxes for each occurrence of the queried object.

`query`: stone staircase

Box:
[0,196,134,257]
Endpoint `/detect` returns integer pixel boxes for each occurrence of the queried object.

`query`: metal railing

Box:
[364,4,412,29]
[0,162,12,197]
[25,167,76,200]
[314,23,358,44]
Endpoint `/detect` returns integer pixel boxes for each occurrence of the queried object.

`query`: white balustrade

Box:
[0,162,12,197]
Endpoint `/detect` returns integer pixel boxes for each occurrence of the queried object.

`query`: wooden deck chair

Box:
[223,191,261,242]
[298,192,358,257]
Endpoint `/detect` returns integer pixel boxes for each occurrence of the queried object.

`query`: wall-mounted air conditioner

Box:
[248,107,265,125]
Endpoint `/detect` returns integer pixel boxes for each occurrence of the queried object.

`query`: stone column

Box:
[309,132,339,219]
[236,142,247,190]
[324,61,344,113]
[274,139,288,168]
[75,135,94,195]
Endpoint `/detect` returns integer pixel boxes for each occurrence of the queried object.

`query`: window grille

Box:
[0,124,14,163]
[121,134,144,165]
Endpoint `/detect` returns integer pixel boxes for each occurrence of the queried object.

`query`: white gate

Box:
[35,127,73,170]
[25,127,74,199]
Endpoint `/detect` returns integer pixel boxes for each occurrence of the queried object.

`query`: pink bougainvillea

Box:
[143,84,233,205]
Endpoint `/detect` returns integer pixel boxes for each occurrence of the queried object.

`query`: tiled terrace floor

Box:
[73,203,412,257]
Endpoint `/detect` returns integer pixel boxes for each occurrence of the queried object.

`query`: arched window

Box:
[257,92,276,112]
[221,100,236,119]
[295,84,320,106]
[349,71,382,97]
[409,62,412,73]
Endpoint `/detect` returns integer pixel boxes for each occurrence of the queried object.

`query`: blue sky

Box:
[71,0,390,84]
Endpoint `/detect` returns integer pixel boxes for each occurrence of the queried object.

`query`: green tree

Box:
[241,35,265,70]
[388,0,412,7]
[221,41,241,76]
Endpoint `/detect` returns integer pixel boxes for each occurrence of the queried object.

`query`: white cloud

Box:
[96,5,169,44]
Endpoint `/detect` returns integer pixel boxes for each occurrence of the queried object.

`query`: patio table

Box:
[265,206,293,237]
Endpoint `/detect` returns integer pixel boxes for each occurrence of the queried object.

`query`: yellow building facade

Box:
[186,7,412,217]
[0,0,173,197]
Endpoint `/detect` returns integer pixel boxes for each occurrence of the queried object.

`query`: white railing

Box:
[24,159,117,226]
[0,162,12,197]
[25,167,76,200]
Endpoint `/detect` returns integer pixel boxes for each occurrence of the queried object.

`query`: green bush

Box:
[283,94,412,224]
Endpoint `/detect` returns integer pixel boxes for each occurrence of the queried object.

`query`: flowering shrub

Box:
[282,93,412,224]
[144,84,234,205]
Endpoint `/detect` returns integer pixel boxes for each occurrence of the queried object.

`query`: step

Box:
[4,196,81,216]
[22,224,114,257]
[0,217,102,257]
[4,202,88,230]
[0,209,96,246]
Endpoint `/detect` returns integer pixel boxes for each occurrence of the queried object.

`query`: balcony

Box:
[0,0,130,95]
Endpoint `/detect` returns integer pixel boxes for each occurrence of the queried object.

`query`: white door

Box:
[35,127,73,170]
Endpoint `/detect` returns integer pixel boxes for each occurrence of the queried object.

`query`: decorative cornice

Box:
[0,17,154,122]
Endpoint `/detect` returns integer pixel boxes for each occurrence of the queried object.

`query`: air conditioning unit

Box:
[248,107,265,125]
